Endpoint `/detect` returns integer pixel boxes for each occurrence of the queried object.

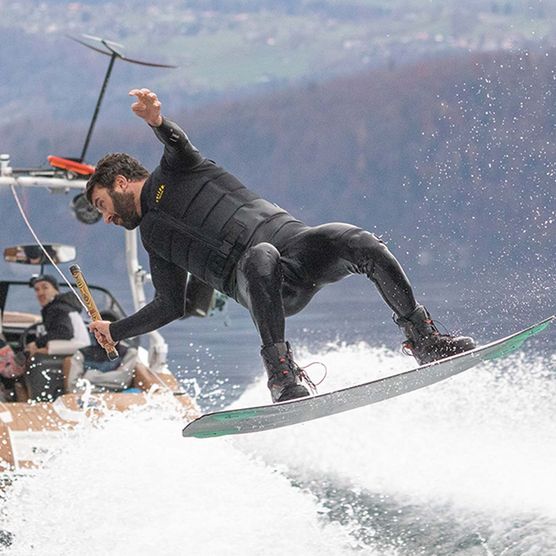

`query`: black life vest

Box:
[140,159,298,295]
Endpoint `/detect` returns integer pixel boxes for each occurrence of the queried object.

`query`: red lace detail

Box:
[401,341,414,357]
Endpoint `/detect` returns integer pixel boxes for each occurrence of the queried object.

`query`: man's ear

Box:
[114,175,127,190]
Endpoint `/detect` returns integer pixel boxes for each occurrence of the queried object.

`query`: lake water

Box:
[1,275,555,555]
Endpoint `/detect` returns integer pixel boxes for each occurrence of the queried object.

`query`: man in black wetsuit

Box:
[88,89,475,403]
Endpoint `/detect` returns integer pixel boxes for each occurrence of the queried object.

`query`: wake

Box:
[2,343,555,555]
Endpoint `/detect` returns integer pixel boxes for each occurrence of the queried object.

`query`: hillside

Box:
[116,49,556,273]
[2,49,554,283]
[1,0,556,126]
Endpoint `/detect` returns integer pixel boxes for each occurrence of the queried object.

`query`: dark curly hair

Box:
[86,153,150,203]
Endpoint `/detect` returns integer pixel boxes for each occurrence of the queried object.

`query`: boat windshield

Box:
[1,280,126,323]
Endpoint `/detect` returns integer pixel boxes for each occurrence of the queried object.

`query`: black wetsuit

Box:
[110,119,417,347]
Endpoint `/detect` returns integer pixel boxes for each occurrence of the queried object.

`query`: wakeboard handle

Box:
[69,264,119,360]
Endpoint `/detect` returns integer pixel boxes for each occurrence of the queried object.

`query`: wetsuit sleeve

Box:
[109,253,187,342]
[151,117,204,171]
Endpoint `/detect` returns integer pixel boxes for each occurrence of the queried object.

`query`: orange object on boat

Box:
[48,155,95,175]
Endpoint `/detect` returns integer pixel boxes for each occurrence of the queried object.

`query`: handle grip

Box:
[69,264,119,360]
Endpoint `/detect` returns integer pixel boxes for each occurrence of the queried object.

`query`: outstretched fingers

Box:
[128,88,162,125]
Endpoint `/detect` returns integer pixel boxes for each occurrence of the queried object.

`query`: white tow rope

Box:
[9,184,90,313]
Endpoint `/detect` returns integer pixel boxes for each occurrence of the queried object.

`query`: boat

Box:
[0,36,220,473]
[0,242,204,472]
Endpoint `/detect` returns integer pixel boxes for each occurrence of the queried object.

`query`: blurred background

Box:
[1,0,554,366]
[1,0,554,278]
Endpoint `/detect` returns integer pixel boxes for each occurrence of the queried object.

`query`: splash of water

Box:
[2,343,554,555]
[231,342,556,553]
[1,395,363,556]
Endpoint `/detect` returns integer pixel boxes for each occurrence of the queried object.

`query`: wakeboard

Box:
[182,316,554,438]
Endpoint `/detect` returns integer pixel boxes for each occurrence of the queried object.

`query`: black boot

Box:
[261,342,310,403]
[394,305,476,365]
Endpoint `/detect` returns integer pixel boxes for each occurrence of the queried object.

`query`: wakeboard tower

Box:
[0,37,224,472]
[183,316,554,438]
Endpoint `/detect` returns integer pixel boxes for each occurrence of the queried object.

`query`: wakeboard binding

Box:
[261,341,311,403]
[395,305,476,365]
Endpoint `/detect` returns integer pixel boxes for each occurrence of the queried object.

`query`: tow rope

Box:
[10,184,90,313]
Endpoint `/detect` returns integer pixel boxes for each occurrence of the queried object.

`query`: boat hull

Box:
[0,390,197,471]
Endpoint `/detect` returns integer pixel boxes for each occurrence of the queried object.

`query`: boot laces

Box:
[296,361,327,395]
[415,311,455,339]
[400,317,454,358]
[432,318,452,336]
[401,340,414,357]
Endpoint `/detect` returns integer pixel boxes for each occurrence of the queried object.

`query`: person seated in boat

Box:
[0,333,26,402]
[64,311,138,393]
[25,274,90,357]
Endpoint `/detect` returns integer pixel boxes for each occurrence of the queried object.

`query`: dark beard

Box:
[109,190,141,230]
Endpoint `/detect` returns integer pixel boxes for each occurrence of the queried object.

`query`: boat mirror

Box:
[4,244,77,265]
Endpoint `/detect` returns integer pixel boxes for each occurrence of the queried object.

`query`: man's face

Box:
[91,178,141,230]
[34,281,58,307]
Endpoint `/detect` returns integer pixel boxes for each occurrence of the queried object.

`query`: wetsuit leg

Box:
[235,242,286,346]
[278,223,417,318]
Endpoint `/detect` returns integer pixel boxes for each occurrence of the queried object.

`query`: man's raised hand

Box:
[129,88,163,127]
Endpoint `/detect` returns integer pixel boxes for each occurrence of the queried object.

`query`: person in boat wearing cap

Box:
[87,88,475,403]
[26,274,90,356]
